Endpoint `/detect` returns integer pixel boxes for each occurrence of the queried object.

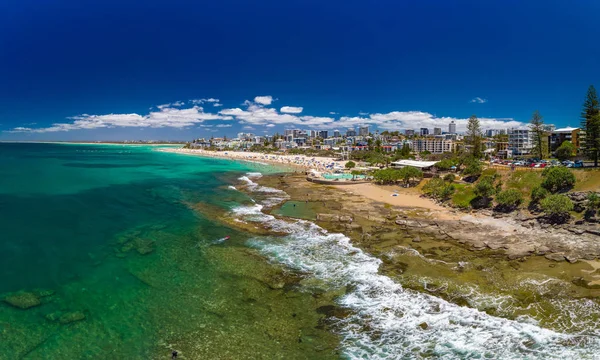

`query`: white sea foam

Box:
[230,202,599,359]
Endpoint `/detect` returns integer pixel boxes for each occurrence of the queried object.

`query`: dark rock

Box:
[3,292,41,309]
[59,311,86,324]
[567,228,586,235]
[134,238,155,255]
[412,236,422,243]
[545,253,566,262]
[418,322,429,330]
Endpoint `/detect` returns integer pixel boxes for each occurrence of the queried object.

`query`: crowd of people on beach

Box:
[162,148,347,173]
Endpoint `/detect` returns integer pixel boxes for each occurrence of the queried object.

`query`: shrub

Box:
[436,159,457,171]
[443,174,456,183]
[555,141,575,161]
[588,192,600,210]
[474,176,495,199]
[462,157,482,180]
[495,189,523,212]
[422,178,455,201]
[541,167,576,193]
[345,161,356,170]
[531,185,549,203]
[540,194,574,222]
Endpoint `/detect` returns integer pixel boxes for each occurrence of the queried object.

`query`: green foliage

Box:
[540,194,574,220]
[495,189,523,211]
[581,85,600,166]
[435,159,457,171]
[462,157,482,178]
[541,167,576,193]
[422,177,455,201]
[372,167,423,186]
[474,176,495,199]
[466,115,483,158]
[555,140,575,161]
[398,166,423,186]
[345,161,356,170]
[529,110,547,160]
[443,173,456,182]
[587,192,600,210]
[530,185,549,203]
[372,168,401,184]
[451,184,476,209]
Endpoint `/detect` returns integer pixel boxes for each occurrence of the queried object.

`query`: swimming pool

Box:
[322,173,365,180]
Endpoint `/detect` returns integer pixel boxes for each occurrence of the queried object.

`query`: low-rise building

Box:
[549,127,580,152]
[411,139,456,154]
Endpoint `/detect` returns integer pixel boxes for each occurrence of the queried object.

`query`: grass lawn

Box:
[574,168,600,191]
[451,183,476,209]
[504,170,543,199]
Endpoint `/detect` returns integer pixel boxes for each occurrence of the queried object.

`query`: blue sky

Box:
[1,0,599,140]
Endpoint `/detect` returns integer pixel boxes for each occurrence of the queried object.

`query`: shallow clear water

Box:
[0,143,339,359]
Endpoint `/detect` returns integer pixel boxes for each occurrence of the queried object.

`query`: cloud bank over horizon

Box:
[6,96,527,135]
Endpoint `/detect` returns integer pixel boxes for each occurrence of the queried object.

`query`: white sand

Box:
[160,148,347,171]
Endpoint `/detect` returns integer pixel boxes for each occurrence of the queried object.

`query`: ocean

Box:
[1,143,598,359]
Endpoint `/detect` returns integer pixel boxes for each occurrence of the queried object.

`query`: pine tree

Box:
[581,85,600,167]
[466,114,482,158]
[529,110,546,160]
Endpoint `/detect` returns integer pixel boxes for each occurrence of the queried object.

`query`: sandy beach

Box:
[160,148,347,171]
[333,182,450,212]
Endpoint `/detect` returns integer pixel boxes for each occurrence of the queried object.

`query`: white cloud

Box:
[9,105,233,133]
[7,94,525,135]
[242,125,255,130]
[254,96,273,105]
[190,98,220,105]
[329,111,338,115]
[359,112,369,116]
[213,103,223,107]
[280,106,303,114]
[470,97,488,104]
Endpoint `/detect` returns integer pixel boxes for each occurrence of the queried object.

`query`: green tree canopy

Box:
[581,85,600,167]
[531,185,549,203]
[495,189,523,212]
[474,176,495,199]
[398,166,423,186]
[529,110,547,159]
[555,140,575,161]
[541,167,576,193]
[345,161,356,170]
[540,194,574,222]
[466,115,483,159]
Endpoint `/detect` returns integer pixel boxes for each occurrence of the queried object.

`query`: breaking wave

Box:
[231,175,599,359]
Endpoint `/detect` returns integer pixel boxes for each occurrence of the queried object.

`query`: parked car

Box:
[573,160,584,168]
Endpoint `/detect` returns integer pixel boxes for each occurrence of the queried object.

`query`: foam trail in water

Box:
[230,191,598,359]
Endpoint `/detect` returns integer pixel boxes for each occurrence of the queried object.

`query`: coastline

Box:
[160,147,347,172]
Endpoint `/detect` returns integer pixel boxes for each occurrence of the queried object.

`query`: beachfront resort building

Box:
[508,128,534,155]
[411,139,457,154]
[319,130,329,139]
[405,129,415,136]
[433,127,442,135]
[346,128,357,137]
[420,128,429,136]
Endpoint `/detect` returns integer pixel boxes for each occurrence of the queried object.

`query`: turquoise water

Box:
[0,143,339,359]
[322,173,365,180]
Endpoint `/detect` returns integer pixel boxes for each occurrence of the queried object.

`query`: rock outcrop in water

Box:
[3,292,41,309]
